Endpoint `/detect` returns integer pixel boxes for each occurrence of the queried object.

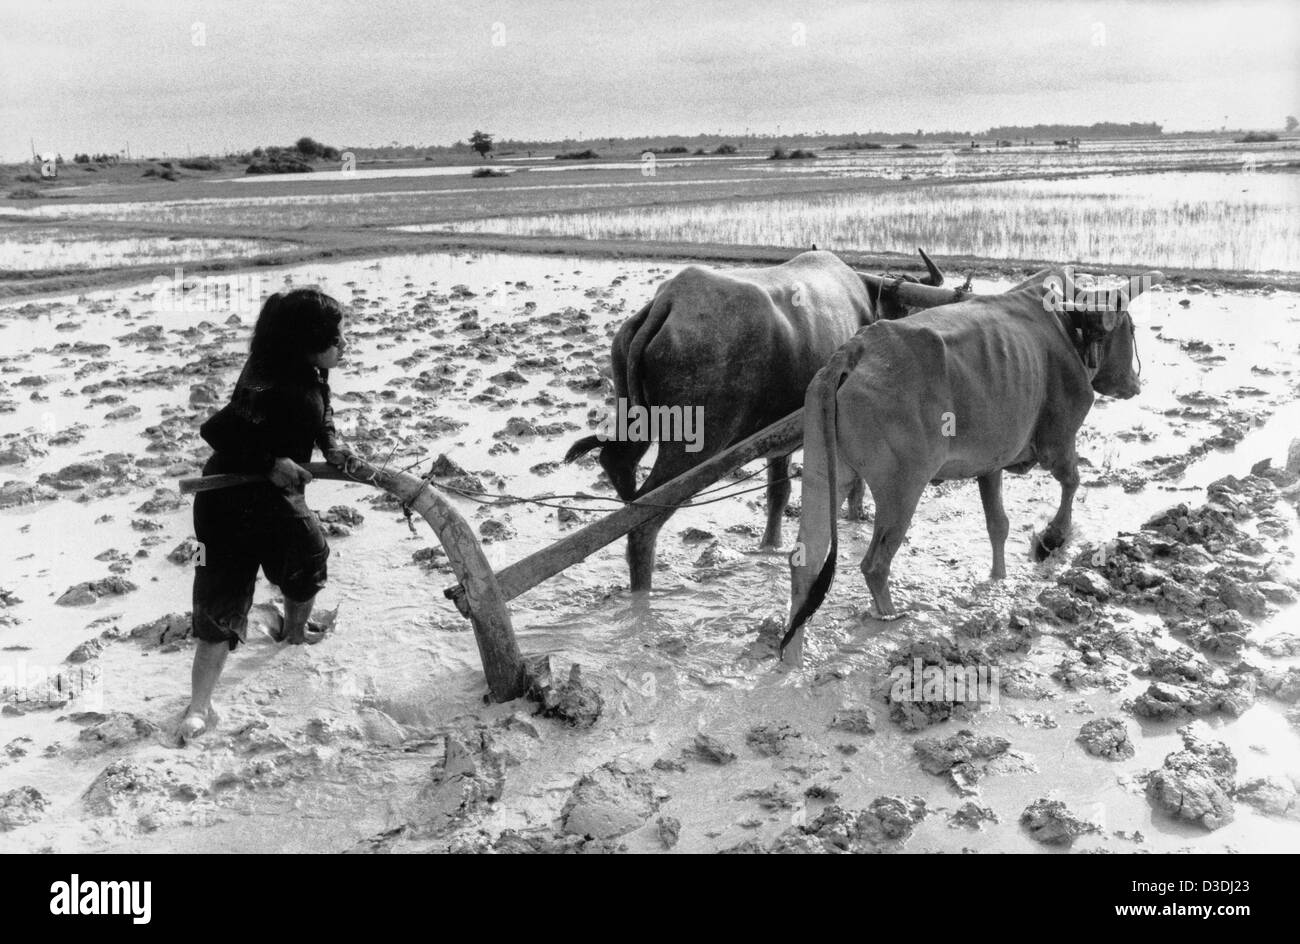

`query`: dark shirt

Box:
[200,359,338,476]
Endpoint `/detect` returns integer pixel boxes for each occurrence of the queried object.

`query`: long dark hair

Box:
[246,289,344,379]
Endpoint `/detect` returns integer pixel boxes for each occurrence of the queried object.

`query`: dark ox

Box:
[782,266,1163,658]
[565,249,961,591]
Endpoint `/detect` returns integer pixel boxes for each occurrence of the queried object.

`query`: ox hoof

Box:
[1031,532,1060,562]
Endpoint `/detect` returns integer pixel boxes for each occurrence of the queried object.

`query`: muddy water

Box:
[0,235,283,272]
[0,250,1297,853]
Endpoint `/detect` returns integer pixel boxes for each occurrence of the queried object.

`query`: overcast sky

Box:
[2,0,1297,161]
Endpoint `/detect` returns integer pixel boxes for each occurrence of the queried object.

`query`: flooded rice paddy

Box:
[0,233,287,274]
[430,172,1300,273]
[0,249,1297,853]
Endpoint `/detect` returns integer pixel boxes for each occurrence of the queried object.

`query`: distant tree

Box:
[470,131,494,159]
[295,136,321,157]
[1287,116,1298,133]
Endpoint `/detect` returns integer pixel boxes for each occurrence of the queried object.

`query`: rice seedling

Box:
[443,171,1300,271]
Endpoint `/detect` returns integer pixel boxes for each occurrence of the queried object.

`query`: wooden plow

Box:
[180,409,805,704]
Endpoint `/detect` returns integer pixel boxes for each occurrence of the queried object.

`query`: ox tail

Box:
[562,300,656,470]
[780,354,849,658]
[563,435,603,463]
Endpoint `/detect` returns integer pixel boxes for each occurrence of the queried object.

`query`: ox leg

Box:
[627,449,695,593]
[601,440,657,591]
[627,512,672,593]
[1033,459,1080,561]
[600,441,650,503]
[977,470,1009,579]
[844,477,867,521]
[760,455,791,549]
[860,477,927,618]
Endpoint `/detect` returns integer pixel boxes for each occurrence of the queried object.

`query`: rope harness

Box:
[353,451,796,518]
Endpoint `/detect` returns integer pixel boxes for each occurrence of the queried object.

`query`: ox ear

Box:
[1087,308,1120,332]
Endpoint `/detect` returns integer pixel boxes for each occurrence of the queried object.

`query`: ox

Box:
[565,249,964,591]
[782,266,1164,658]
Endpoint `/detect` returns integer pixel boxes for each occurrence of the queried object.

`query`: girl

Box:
[180,288,354,742]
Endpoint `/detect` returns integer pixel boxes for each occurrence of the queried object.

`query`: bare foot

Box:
[282,620,327,646]
[178,705,219,744]
[866,607,908,622]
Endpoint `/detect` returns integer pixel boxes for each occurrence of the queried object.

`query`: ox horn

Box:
[860,274,967,315]
[1061,267,1163,332]
[916,247,944,286]
[859,250,963,315]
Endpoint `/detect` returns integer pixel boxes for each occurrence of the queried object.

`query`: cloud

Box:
[1,0,1295,160]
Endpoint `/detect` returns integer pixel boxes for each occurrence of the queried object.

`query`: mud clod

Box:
[761,797,929,854]
[948,802,999,829]
[829,707,877,736]
[913,730,1012,795]
[83,760,196,818]
[1020,798,1102,845]
[1235,776,1299,819]
[736,783,798,811]
[126,612,192,648]
[446,828,624,854]
[0,786,48,830]
[886,639,998,730]
[684,733,737,765]
[76,712,159,751]
[656,815,681,848]
[55,576,137,606]
[1145,726,1237,830]
[1076,717,1135,760]
[528,657,603,728]
[402,731,507,838]
[745,722,801,757]
[1059,568,1113,600]
[561,759,662,840]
